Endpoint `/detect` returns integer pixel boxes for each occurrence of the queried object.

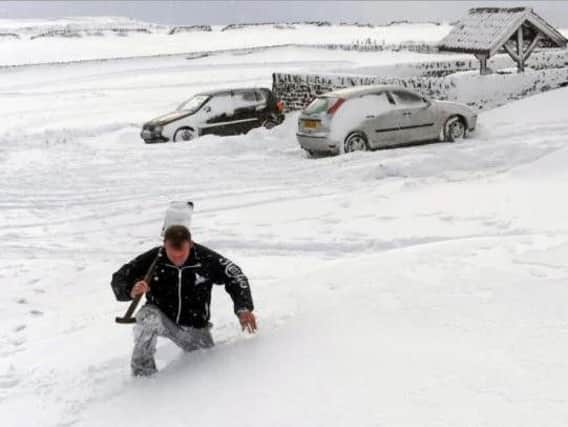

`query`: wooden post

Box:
[516,26,525,72]
[480,55,488,75]
[475,54,489,75]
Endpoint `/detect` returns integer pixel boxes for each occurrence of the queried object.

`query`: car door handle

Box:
[366,115,375,118]
[403,112,412,116]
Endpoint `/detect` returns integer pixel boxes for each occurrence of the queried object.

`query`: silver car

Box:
[296,85,477,156]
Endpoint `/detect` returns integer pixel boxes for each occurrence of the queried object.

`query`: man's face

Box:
[164,240,191,267]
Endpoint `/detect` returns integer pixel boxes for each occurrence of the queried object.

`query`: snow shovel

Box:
[115,201,194,324]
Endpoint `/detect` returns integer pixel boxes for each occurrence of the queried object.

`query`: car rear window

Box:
[304,97,337,114]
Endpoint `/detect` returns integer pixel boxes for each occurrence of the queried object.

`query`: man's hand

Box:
[238,310,257,334]
[130,280,150,299]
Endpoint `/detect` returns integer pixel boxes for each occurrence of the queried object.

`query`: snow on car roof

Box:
[194,87,271,97]
[322,84,416,99]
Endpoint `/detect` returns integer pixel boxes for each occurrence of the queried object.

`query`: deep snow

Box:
[1,19,568,427]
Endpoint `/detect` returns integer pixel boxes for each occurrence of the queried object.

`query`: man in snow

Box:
[111,225,256,376]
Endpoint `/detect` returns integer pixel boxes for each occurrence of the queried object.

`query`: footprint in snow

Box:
[0,347,24,358]
[9,337,25,347]
[0,368,21,403]
[529,268,547,278]
[29,309,44,317]
[0,374,20,389]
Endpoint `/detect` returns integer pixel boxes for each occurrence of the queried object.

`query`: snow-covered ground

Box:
[1,20,568,427]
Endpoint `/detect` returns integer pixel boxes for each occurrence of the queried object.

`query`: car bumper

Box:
[296,133,339,154]
[141,129,169,143]
[143,138,169,144]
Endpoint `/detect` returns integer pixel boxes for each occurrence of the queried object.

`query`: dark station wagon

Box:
[141,87,285,143]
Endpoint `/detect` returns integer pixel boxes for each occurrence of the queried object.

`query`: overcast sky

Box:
[1,1,567,27]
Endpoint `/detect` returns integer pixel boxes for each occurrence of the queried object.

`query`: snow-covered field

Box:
[1,19,568,427]
[0,17,455,66]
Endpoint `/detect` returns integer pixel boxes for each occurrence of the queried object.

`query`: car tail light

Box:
[276,100,285,112]
[327,98,345,115]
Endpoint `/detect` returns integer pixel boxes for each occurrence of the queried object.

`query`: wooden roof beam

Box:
[523,31,542,61]
[517,26,525,71]
[503,42,520,62]
[526,13,568,47]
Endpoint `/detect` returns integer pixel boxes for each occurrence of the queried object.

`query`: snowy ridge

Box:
[0,18,453,66]
[0,16,445,38]
[0,16,166,34]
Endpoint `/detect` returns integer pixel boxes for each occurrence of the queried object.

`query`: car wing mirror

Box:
[203,106,212,113]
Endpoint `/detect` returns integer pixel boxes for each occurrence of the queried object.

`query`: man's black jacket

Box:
[111,243,253,328]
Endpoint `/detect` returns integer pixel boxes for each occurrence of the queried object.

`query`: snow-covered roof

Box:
[438,7,567,56]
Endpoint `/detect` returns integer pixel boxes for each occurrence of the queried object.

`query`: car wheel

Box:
[173,127,194,142]
[262,120,278,129]
[344,132,369,153]
[443,116,466,142]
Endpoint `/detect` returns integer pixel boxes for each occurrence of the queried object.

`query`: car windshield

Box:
[176,95,210,112]
[304,97,337,114]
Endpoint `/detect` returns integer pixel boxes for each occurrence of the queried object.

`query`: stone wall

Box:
[0,33,19,39]
[337,49,568,79]
[273,49,568,112]
[29,28,152,40]
[272,73,448,111]
[445,67,568,110]
[168,25,212,35]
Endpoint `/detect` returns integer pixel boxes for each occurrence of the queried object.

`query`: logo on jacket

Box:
[195,273,207,285]
[219,258,249,289]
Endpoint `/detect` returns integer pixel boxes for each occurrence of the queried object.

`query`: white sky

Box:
[0,1,567,27]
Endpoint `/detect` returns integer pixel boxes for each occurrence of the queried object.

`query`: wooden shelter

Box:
[439,7,567,74]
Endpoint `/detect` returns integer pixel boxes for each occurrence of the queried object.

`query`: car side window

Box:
[242,91,257,102]
[205,94,234,117]
[234,91,258,109]
[232,91,266,117]
[390,91,426,108]
[255,90,267,103]
[359,93,392,115]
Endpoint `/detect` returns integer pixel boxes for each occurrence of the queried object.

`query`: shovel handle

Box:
[115,294,143,323]
[115,248,162,325]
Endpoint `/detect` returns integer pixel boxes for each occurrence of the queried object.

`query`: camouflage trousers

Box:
[131,304,214,376]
